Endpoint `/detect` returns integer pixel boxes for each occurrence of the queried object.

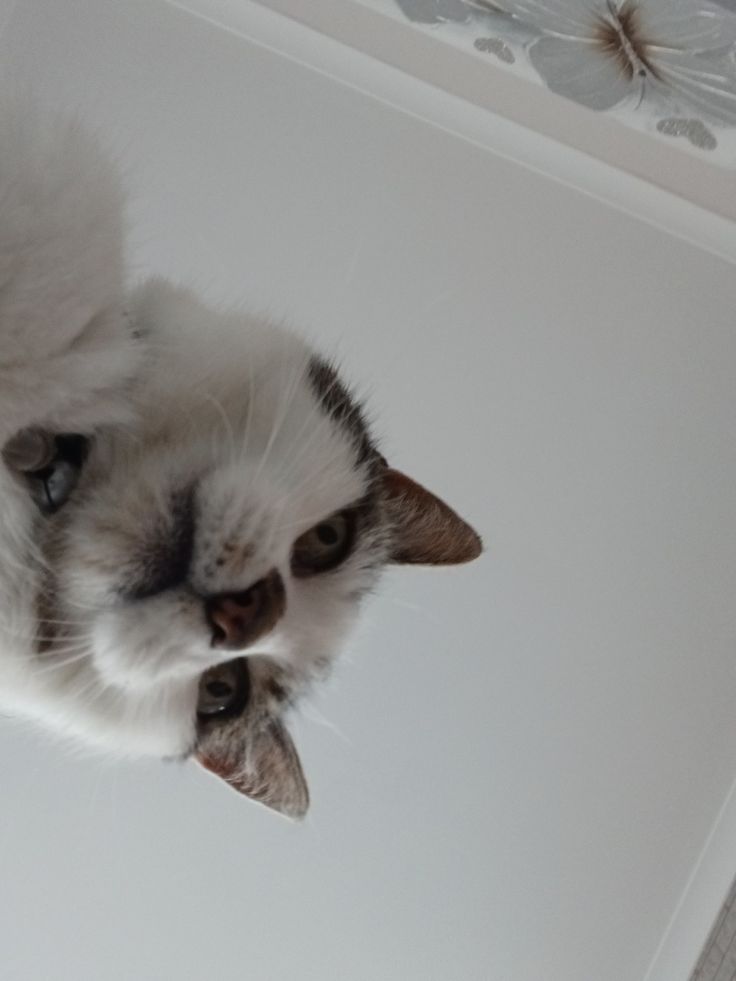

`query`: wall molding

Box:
[165,0,736,264]
[644,775,736,981]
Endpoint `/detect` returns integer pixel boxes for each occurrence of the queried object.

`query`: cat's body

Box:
[0,105,480,816]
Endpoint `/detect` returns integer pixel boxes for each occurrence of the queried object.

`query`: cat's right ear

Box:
[382,467,482,566]
[196,717,309,820]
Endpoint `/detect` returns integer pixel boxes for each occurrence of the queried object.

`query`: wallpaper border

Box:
[166,0,736,257]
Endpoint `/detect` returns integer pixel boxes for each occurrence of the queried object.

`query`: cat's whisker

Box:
[67,667,107,705]
[50,594,104,614]
[248,355,307,491]
[382,596,442,626]
[32,649,92,676]
[33,611,90,626]
[271,449,369,526]
[270,381,330,482]
[271,387,372,497]
[300,703,354,746]
[271,430,337,507]
[0,537,48,577]
[0,620,88,641]
[35,618,89,629]
[273,359,375,494]
[35,644,90,662]
[205,392,236,463]
[31,633,90,648]
[40,663,89,679]
[237,345,257,471]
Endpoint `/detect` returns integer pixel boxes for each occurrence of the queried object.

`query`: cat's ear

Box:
[382,468,482,566]
[197,718,309,820]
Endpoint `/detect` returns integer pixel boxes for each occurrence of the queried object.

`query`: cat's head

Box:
[0,104,480,817]
[10,280,481,818]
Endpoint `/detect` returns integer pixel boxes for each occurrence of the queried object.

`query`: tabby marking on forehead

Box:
[308,357,377,466]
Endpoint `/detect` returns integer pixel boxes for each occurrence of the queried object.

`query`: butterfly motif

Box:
[496,0,736,123]
[394,0,736,134]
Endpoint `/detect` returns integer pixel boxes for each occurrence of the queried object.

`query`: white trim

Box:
[164,0,736,265]
[644,775,736,981]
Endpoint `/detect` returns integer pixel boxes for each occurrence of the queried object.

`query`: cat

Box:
[0,104,481,819]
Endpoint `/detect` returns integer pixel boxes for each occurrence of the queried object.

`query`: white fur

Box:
[0,107,387,758]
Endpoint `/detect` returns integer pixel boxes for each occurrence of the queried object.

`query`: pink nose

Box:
[205,570,285,650]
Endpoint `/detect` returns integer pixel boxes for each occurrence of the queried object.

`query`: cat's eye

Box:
[31,435,89,514]
[197,657,251,720]
[8,433,90,515]
[290,511,355,577]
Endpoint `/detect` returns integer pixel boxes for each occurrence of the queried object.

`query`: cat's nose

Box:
[205,570,285,650]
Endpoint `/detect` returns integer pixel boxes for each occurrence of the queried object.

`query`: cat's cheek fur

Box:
[90,599,214,690]
[281,576,379,674]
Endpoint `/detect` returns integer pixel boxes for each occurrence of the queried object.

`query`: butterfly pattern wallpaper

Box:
[390,0,736,163]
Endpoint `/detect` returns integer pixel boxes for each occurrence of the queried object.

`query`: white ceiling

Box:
[1,2,736,980]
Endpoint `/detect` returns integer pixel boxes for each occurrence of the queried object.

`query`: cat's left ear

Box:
[197,717,309,820]
[382,467,482,566]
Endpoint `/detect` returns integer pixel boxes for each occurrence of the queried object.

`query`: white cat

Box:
[0,105,481,818]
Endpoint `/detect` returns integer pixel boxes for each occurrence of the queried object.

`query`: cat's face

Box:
[12,282,481,817]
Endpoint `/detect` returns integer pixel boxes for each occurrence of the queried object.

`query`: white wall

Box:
[0,2,735,979]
